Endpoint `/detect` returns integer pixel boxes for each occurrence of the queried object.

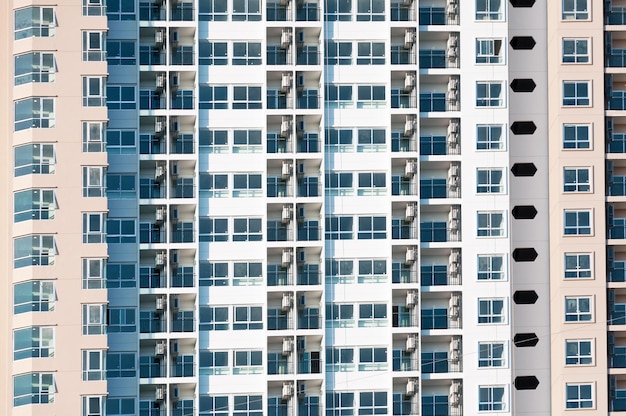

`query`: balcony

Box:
[171,91,194,110]
[171,225,195,243]
[171,267,194,287]
[267,3,289,21]
[392,178,417,196]
[611,345,626,368]
[392,134,417,152]
[392,91,417,109]
[139,224,166,244]
[608,7,626,25]
[172,311,195,332]
[267,135,292,153]
[610,176,626,196]
[267,353,293,375]
[297,222,321,241]
[392,46,416,65]
[139,356,165,378]
[297,92,320,109]
[140,135,166,155]
[296,47,320,65]
[140,267,165,289]
[297,3,320,21]
[419,50,447,69]
[267,179,291,197]
[139,313,166,333]
[297,268,321,285]
[297,180,321,197]
[267,47,291,65]
[392,265,418,284]
[171,47,195,65]
[422,351,461,374]
[267,267,292,286]
[172,135,194,154]
[391,2,416,21]
[298,353,322,373]
[421,222,460,243]
[139,180,165,199]
[298,313,322,330]
[609,49,626,68]
[171,3,194,21]
[392,350,419,372]
[609,133,626,153]
[392,221,418,240]
[420,135,460,156]
[392,310,418,327]
[140,90,166,110]
[267,309,292,330]
[421,308,460,329]
[420,93,459,112]
[420,179,459,199]
[171,356,195,377]
[267,91,291,110]
[268,221,292,242]
[297,135,321,153]
[610,91,626,111]
[139,47,166,66]
[139,2,166,21]
[610,218,626,239]
[171,179,195,198]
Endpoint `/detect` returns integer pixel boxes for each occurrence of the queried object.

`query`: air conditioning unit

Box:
[282,205,292,223]
[296,31,305,45]
[404,73,415,92]
[447,121,459,135]
[296,162,305,177]
[450,383,461,406]
[170,30,179,45]
[406,291,418,308]
[296,75,305,91]
[155,207,166,222]
[171,296,180,312]
[155,119,166,135]
[405,248,417,264]
[282,293,292,311]
[156,74,166,91]
[447,36,458,49]
[280,118,291,138]
[404,118,414,137]
[155,342,167,356]
[281,73,292,92]
[171,386,180,402]
[451,337,461,352]
[404,160,416,178]
[171,163,179,178]
[450,348,460,363]
[297,383,306,397]
[449,164,459,179]
[403,0,413,5]
[406,379,418,396]
[155,252,167,267]
[448,47,458,59]
[281,161,292,179]
[171,251,179,266]
[297,294,306,309]
[155,386,166,401]
[170,341,180,356]
[171,208,179,222]
[404,29,415,49]
[448,78,459,91]
[282,249,292,268]
[155,30,165,47]
[447,3,458,14]
[282,338,293,355]
[405,204,416,222]
[296,206,305,222]
[156,296,167,311]
[447,90,458,101]
[450,294,460,308]
[297,337,306,351]
[450,249,460,264]
[281,30,291,49]
[297,249,306,264]
[449,261,459,275]
[171,74,180,92]
[406,335,417,352]
[282,383,294,400]
[296,120,305,136]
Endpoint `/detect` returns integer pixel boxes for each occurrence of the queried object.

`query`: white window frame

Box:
[563,209,592,236]
[478,342,506,368]
[232,350,263,374]
[82,121,106,152]
[476,38,504,64]
[562,0,589,20]
[478,385,507,412]
[564,296,593,322]
[13,372,55,407]
[565,383,594,409]
[14,97,55,131]
[562,38,590,63]
[478,298,506,324]
[82,31,106,61]
[82,303,107,335]
[82,258,106,289]
[562,81,591,106]
[82,212,107,244]
[82,349,106,381]
[477,211,506,238]
[562,123,591,150]
[82,395,106,416]
[14,52,56,85]
[563,167,591,193]
[476,168,505,194]
[476,124,505,150]
[14,6,56,40]
[564,253,592,279]
[13,326,55,360]
[476,0,504,21]
[477,254,506,280]
[82,76,107,107]
[82,166,106,197]
[565,339,593,365]
[476,81,505,107]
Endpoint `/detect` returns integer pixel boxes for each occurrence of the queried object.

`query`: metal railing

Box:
[420,224,461,243]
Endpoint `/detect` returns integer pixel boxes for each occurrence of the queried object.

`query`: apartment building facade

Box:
[0,0,620,414]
